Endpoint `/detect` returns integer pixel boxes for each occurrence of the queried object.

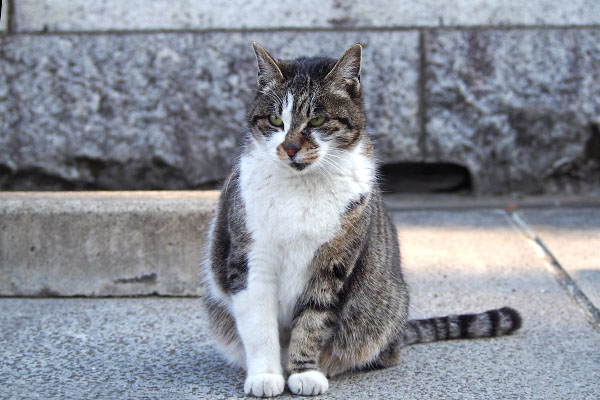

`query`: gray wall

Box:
[1,0,599,194]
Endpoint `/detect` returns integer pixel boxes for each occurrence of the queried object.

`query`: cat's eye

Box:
[269,115,283,127]
[309,116,325,127]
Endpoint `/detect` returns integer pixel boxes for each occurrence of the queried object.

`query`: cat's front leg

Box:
[285,271,342,396]
[286,305,332,396]
[232,277,284,397]
[285,201,370,396]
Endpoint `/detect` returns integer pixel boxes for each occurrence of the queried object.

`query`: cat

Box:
[200,42,522,397]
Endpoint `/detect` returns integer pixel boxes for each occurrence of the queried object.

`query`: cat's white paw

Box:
[287,370,329,396]
[244,373,285,397]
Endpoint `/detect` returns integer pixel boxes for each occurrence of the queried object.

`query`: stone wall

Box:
[1,1,599,194]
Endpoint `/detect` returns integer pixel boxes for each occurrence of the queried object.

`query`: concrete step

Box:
[0,191,218,296]
[2,191,600,308]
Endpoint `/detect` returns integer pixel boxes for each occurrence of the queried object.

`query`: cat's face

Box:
[247,43,365,172]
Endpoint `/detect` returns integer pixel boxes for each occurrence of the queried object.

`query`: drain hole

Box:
[379,162,472,193]
[585,122,600,162]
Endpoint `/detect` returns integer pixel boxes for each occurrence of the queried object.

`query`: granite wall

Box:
[1,1,599,194]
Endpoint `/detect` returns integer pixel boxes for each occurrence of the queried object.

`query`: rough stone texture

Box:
[0,0,7,32]
[425,29,600,194]
[0,191,218,296]
[13,0,600,32]
[1,209,599,398]
[0,31,420,190]
[520,207,600,309]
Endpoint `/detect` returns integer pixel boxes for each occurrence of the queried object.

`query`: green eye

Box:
[309,116,325,127]
[269,115,283,127]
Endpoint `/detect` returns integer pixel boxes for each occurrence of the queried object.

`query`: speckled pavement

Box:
[1,205,599,399]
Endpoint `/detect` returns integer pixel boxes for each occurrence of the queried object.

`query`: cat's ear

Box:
[252,42,284,88]
[324,43,362,97]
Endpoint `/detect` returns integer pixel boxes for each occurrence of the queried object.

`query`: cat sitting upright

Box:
[200,43,522,397]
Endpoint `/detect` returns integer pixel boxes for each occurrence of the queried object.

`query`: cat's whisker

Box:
[327,148,352,159]
[320,158,347,178]
[316,162,337,191]
[323,154,348,167]
[260,92,282,109]
[319,156,346,177]
[321,152,349,164]
[314,163,335,190]
[260,86,283,108]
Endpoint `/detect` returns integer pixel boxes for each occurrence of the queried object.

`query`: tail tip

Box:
[500,306,522,334]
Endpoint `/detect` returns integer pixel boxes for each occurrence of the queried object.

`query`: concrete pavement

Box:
[1,192,599,399]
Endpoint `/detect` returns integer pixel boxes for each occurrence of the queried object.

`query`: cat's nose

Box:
[283,142,300,158]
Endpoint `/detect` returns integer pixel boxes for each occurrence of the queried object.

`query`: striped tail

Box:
[401,307,522,346]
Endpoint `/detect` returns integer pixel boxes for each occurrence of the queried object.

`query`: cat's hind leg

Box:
[201,295,246,369]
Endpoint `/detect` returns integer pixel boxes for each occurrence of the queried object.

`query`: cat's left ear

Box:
[324,43,362,97]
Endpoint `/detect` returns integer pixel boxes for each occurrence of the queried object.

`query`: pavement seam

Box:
[506,209,600,333]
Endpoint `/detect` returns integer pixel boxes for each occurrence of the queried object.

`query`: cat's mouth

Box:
[290,161,309,171]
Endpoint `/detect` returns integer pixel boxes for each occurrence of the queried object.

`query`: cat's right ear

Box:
[252,42,284,88]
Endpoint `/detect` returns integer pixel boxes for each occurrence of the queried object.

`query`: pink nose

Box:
[282,142,300,158]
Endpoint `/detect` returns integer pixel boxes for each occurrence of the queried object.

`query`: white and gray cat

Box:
[201,43,522,397]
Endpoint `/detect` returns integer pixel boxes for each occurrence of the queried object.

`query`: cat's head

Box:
[246,43,366,172]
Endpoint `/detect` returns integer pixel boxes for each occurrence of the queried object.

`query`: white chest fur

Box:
[239,139,373,329]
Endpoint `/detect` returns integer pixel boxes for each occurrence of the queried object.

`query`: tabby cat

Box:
[201,42,522,397]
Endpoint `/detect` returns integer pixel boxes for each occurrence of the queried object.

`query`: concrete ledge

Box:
[0,191,218,296]
[13,0,600,32]
[3,191,600,299]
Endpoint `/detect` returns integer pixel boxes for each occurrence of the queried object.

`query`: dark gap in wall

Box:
[585,122,600,163]
[379,162,472,193]
[2,162,473,192]
[0,166,96,190]
[0,161,225,191]
[0,163,11,178]
[6,0,16,34]
[191,180,222,190]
